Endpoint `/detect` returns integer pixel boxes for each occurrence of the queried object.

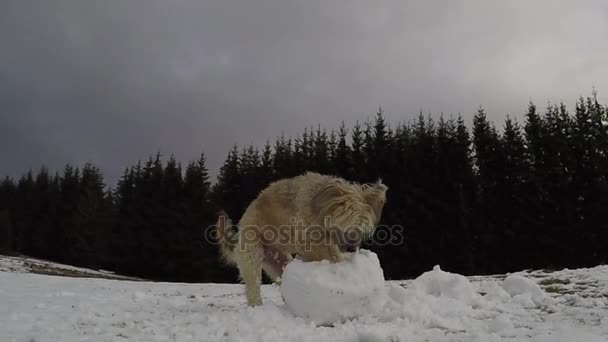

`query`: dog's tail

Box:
[215,210,238,265]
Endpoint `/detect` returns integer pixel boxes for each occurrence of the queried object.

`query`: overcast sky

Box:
[1,0,607,185]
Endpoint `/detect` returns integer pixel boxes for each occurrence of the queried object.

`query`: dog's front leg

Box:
[262,249,292,284]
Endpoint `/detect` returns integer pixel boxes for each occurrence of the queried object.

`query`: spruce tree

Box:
[351,121,366,179]
[163,156,184,208]
[260,141,275,185]
[363,120,375,181]
[0,208,11,253]
[472,107,503,272]
[500,116,531,268]
[372,109,389,179]
[0,177,15,253]
[240,145,262,205]
[273,135,293,178]
[184,153,211,210]
[214,145,242,219]
[72,162,108,267]
[311,125,331,174]
[334,122,352,180]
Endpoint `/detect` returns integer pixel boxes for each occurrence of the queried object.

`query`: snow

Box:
[408,265,478,304]
[280,250,386,324]
[0,255,139,280]
[1,255,608,341]
[501,274,550,308]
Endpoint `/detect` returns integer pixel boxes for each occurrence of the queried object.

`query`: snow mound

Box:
[501,274,549,307]
[384,265,482,332]
[280,249,386,324]
[409,265,478,304]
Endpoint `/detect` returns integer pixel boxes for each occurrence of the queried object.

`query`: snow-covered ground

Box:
[1,255,607,342]
[0,255,139,281]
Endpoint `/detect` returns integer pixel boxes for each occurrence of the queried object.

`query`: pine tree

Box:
[541,104,576,265]
[328,130,338,175]
[500,116,531,268]
[502,117,528,188]
[27,166,54,257]
[0,177,15,253]
[214,145,243,219]
[372,108,389,179]
[311,125,331,174]
[142,153,165,201]
[524,102,545,176]
[12,171,34,254]
[57,165,82,262]
[260,141,275,185]
[184,153,211,210]
[163,156,183,208]
[363,120,375,181]
[351,121,366,179]
[72,162,109,267]
[240,145,262,205]
[273,135,293,178]
[0,177,16,210]
[472,107,503,272]
[292,132,307,175]
[334,122,352,180]
[473,108,501,187]
[0,208,11,253]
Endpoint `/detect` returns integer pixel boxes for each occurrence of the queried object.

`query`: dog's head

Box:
[312,178,388,252]
[361,179,388,225]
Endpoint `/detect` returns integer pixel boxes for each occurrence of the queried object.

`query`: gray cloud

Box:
[1,0,607,185]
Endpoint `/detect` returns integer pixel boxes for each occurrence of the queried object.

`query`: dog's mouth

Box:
[343,245,359,253]
[336,228,369,253]
[339,237,362,253]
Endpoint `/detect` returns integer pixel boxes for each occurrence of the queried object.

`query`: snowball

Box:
[280,249,386,324]
[501,274,549,307]
[501,274,542,297]
[409,265,478,304]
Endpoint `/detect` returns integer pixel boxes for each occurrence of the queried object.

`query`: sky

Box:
[1,0,607,185]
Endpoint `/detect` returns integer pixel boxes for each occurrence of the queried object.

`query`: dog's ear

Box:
[363,180,388,222]
[363,180,388,198]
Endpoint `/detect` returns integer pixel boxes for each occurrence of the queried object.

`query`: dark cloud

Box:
[1,0,607,184]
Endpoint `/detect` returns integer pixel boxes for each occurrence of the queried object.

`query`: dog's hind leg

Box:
[234,236,264,306]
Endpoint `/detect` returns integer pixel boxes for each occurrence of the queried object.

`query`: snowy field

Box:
[0,255,140,281]
[1,255,608,342]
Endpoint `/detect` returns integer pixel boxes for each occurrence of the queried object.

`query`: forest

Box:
[1,94,607,282]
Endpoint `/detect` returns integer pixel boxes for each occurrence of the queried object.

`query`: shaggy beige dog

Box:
[216,172,387,306]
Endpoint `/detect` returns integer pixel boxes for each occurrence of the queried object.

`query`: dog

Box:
[215,172,387,306]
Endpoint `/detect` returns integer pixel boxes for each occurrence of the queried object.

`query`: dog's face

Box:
[361,180,388,226]
[312,179,388,252]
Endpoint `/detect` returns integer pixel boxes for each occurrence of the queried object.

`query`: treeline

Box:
[1,94,607,281]
[0,155,235,282]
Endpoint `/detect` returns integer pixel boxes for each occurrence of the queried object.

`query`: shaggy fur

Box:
[215,172,388,306]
